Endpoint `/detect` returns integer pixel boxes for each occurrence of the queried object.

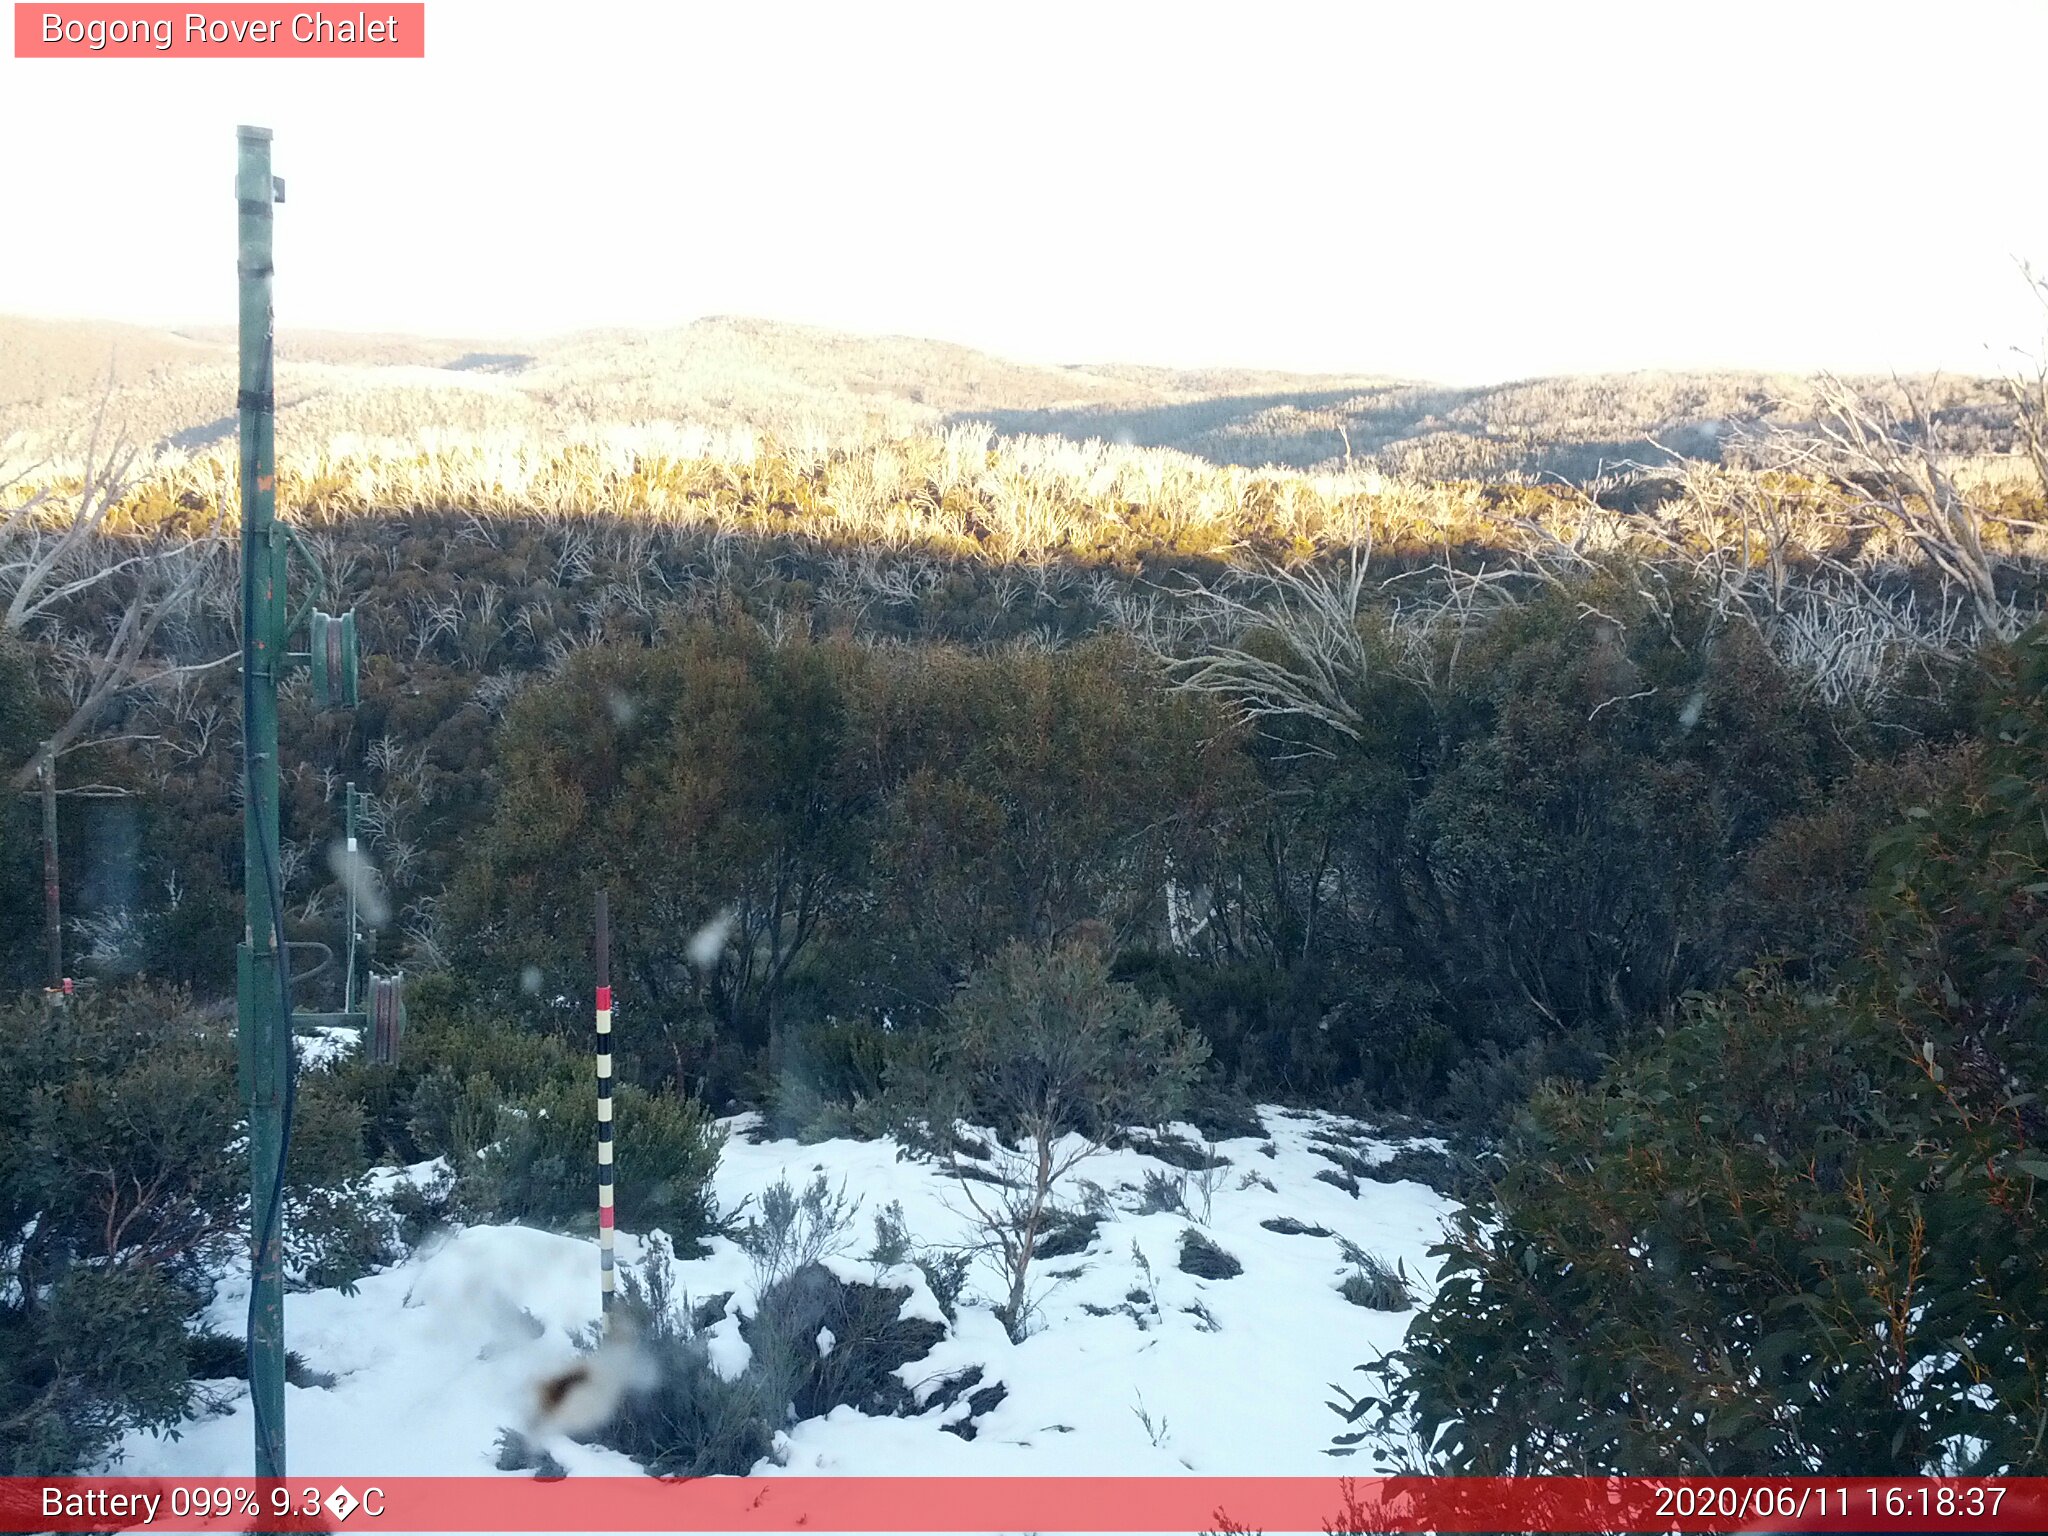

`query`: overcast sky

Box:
[4,0,2046,382]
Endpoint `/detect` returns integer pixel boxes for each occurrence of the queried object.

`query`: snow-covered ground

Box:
[116,1109,1454,1478]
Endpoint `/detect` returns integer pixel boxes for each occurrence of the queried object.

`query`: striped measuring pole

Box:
[595,888,615,1313]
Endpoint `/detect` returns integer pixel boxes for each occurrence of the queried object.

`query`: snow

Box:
[116,1108,1454,1479]
[294,1024,361,1069]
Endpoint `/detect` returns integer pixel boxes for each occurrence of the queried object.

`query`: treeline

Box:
[2,533,1986,1129]
[417,573,1968,1136]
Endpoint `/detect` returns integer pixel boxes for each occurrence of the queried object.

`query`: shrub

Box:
[0,984,375,1471]
[442,627,873,1064]
[386,1167,456,1249]
[365,983,725,1248]
[891,939,1208,1337]
[0,637,44,990]
[1175,1229,1242,1280]
[870,1203,973,1323]
[736,1174,860,1294]
[598,1237,945,1475]
[761,1016,897,1141]
[0,1265,196,1474]
[1135,1168,1189,1216]
[867,1201,913,1267]
[601,1242,779,1477]
[1338,1253,1410,1311]
[465,1077,723,1247]
[1341,635,2048,1473]
[740,1263,946,1421]
[1357,1144,1480,1202]
[1034,1209,1105,1260]
[1343,982,2044,1472]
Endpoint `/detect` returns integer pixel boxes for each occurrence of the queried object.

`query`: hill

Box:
[6,311,2022,482]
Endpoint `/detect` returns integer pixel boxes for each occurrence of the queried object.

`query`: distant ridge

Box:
[1,312,2019,482]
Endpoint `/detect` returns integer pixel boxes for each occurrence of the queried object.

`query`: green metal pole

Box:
[235,122,288,1483]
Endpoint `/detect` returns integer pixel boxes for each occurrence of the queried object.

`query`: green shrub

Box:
[1340,630,2048,1474]
[761,1016,897,1140]
[1337,1253,1410,1311]
[0,1265,195,1474]
[407,1067,509,1165]
[442,626,874,1063]
[893,939,1208,1336]
[386,1166,456,1249]
[466,1077,722,1247]
[344,979,725,1249]
[0,984,377,1472]
[601,1240,778,1477]
[1344,981,2044,1473]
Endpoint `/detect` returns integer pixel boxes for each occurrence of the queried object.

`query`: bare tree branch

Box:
[2,377,229,790]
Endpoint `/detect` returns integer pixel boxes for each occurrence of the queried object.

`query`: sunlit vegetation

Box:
[4,319,2047,1475]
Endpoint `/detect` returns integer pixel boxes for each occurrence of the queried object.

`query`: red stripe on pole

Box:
[4,1477,2044,1532]
[595,889,612,1314]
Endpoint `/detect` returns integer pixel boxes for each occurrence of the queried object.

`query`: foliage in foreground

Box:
[339,980,725,1247]
[0,985,378,1473]
[596,1230,945,1477]
[1343,627,2048,1474]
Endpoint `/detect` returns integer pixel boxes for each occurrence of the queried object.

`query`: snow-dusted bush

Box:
[602,1240,778,1477]
[1336,1253,1410,1311]
[0,984,378,1472]
[1175,1228,1242,1280]
[736,1174,859,1295]
[740,1263,945,1423]
[867,1201,970,1323]
[599,1234,944,1476]
[892,939,1208,1338]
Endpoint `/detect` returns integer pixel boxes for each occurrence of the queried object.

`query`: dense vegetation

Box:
[3,383,2045,1475]
[1340,629,2047,1473]
[0,985,382,1472]
[14,559,1958,1127]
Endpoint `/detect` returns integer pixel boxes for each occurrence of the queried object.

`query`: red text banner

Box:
[2,1476,2045,1533]
[14,5,425,58]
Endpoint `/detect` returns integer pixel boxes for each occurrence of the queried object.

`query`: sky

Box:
[4,0,2047,383]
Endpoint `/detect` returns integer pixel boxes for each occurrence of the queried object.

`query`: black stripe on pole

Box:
[596,887,614,1313]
